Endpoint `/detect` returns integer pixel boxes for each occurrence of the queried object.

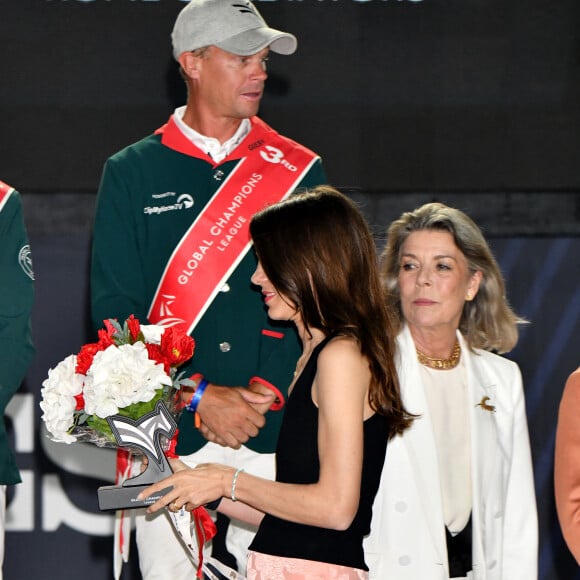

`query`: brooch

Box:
[476,396,496,413]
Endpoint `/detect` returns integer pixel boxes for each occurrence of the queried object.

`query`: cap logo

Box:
[232,2,259,18]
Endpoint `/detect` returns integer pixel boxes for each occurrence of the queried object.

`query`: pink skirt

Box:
[247,550,368,580]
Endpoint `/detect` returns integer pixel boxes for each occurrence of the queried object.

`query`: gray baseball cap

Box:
[171,0,298,59]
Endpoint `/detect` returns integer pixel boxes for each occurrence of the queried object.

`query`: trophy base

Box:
[98,483,173,511]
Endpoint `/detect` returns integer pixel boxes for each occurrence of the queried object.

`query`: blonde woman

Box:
[365,202,538,580]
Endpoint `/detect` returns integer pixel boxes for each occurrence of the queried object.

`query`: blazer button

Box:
[219,342,231,353]
[220,283,230,293]
[398,555,411,566]
[395,501,408,512]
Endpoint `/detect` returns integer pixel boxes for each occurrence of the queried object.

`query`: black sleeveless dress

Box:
[249,334,390,570]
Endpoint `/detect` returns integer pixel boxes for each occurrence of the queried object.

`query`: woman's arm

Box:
[555,368,580,564]
[140,336,371,530]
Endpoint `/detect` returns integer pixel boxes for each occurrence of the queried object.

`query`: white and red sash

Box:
[148,117,320,333]
[0,181,15,213]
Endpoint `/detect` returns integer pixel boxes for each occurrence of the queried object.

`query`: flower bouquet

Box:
[40,315,195,448]
[39,316,237,580]
[40,315,197,513]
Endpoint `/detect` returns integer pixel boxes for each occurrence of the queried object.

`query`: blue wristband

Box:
[185,378,209,414]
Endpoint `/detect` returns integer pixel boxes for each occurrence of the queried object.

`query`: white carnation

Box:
[140,324,164,345]
[83,342,171,418]
[39,354,84,444]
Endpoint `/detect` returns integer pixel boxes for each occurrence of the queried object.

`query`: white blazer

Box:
[364,326,538,580]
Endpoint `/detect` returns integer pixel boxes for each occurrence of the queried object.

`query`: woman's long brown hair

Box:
[250,186,413,437]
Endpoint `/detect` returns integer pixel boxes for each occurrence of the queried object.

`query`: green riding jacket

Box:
[0,182,34,484]
[91,116,326,455]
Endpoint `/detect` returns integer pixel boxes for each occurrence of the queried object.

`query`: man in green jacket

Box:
[90,0,326,576]
[0,180,34,578]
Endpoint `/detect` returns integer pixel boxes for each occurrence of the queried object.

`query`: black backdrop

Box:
[1,0,579,194]
[1,1,580,580]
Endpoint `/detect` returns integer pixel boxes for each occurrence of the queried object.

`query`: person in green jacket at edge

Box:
[90,0,326,577]
[0,180,34,580]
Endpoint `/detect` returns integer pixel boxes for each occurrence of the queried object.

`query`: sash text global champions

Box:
[177,172,263,285]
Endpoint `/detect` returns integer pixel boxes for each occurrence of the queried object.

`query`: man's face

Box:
[195,46,269,121]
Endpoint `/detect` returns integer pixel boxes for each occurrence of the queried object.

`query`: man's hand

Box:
[245,382,277,416]
[196,384,273,449]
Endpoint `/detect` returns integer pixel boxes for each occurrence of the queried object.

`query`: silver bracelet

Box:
[231,467,244,502]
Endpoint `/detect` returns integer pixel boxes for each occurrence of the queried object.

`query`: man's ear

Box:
[178,51,202,80]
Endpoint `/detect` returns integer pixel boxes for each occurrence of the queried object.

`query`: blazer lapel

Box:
[397,328,448,565]
[463,337,498,505]
[462,334,499,573]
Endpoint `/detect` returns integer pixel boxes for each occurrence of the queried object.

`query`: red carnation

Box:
[127,315,141,342]
[76,342,103,375]
[160,327,195,367]
[97,328,115,349]
[103,319,118,337]
[145,343,170,373]
[74,393,85,411]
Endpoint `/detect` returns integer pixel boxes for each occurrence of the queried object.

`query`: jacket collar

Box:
[154,114,272,166]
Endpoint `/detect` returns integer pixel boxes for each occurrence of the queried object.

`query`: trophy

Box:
[97,400,177,511]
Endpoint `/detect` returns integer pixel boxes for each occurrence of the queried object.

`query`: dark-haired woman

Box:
[141,186,412,578]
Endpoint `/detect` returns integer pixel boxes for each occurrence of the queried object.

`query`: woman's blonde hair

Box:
[380,202,526,353]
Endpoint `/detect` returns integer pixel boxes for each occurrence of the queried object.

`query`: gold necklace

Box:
[416,340,461,370]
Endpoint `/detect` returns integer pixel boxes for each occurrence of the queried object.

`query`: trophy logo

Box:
[97,400,177,511]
